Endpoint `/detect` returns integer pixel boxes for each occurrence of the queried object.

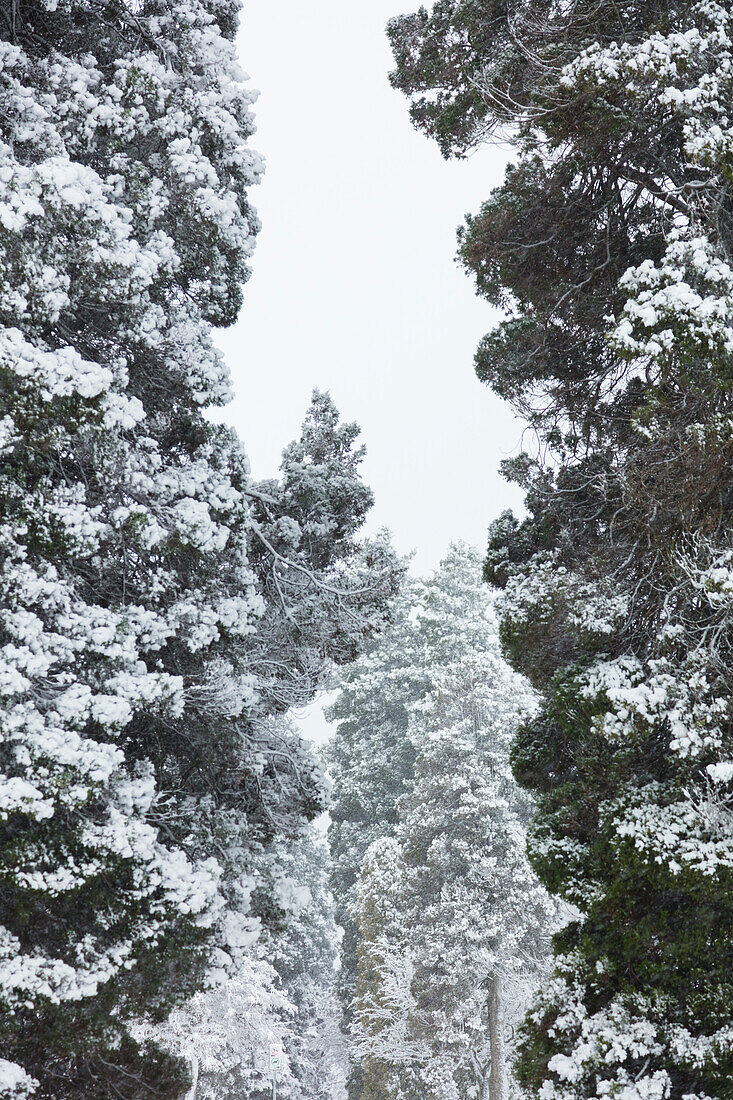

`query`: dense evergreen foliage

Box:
[13,0,733,1095]
[390,2,733,1097]
[0,4,400,1097]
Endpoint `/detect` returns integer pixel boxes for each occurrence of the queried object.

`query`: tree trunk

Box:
[480,1062,491,1100]
[487,976,506,1100]
[184,1055,199,1100]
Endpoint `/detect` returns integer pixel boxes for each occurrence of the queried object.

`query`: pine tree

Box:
[390,694,557,1100]
[389,2,733,1096]
[1,3,261,1094]
[132,955,295,1100]
[332,547,557,1100]
[351,838,411,1100]
[1,5,401,1097]
[327,579,426,1083]
[258,826,348,1100]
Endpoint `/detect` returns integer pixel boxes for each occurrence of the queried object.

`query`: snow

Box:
[0,1060,37,1100]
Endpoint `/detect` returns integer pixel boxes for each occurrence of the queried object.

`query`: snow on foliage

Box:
[330,546,560,1100]
[0,1062,37,1100]
[388,0,733,1092]
[0,3,400,1096]
[140,817,348,1100]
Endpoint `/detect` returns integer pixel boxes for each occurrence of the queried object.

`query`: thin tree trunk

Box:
[480,1062,491,1100]
[487,976,506,1100]
[185,1055,199,1100]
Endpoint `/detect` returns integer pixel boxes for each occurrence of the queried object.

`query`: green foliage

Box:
[389,0,733,1095]
[0,4,400,1097]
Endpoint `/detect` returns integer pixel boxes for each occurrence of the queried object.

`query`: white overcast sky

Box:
[215,0,526,583]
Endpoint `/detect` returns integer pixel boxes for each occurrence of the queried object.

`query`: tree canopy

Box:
[330,546,557,1100]
[390,2,733,1097]
[0,4,400,1097]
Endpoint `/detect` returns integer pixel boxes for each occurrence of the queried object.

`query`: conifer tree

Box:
[328,579,425,1072]
[258,827,348,1100]
[0,4,400,1097]
[331,547,556,1100]
[144,814,347,1100]
[389,2,733,1096]
[351,838,410,1100]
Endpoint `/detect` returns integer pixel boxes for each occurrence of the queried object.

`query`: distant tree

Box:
[351,838,412,1100]
[389,1,733,1096]
[332,547,557,1100]
[144,813,347,1100]
[258,826,348,1100]
[327,580,426,1071]
[387,708,556,1100]
[133,956,295,1100]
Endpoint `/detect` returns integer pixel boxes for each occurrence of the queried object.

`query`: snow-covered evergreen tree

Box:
[255,826,348,1100]
[0,5,401,1097]
[351,838,410,1100]
[328,580,425,1061]
[1,4,261,1094]
[133,954,296,1100]
[331,546,557,1100]
[388,2,733,1096]
[143,812,347,1100]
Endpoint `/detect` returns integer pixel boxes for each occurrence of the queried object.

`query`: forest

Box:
[1,1,733,1099]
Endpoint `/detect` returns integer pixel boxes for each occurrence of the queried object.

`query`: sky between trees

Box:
[213,0,524,577]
